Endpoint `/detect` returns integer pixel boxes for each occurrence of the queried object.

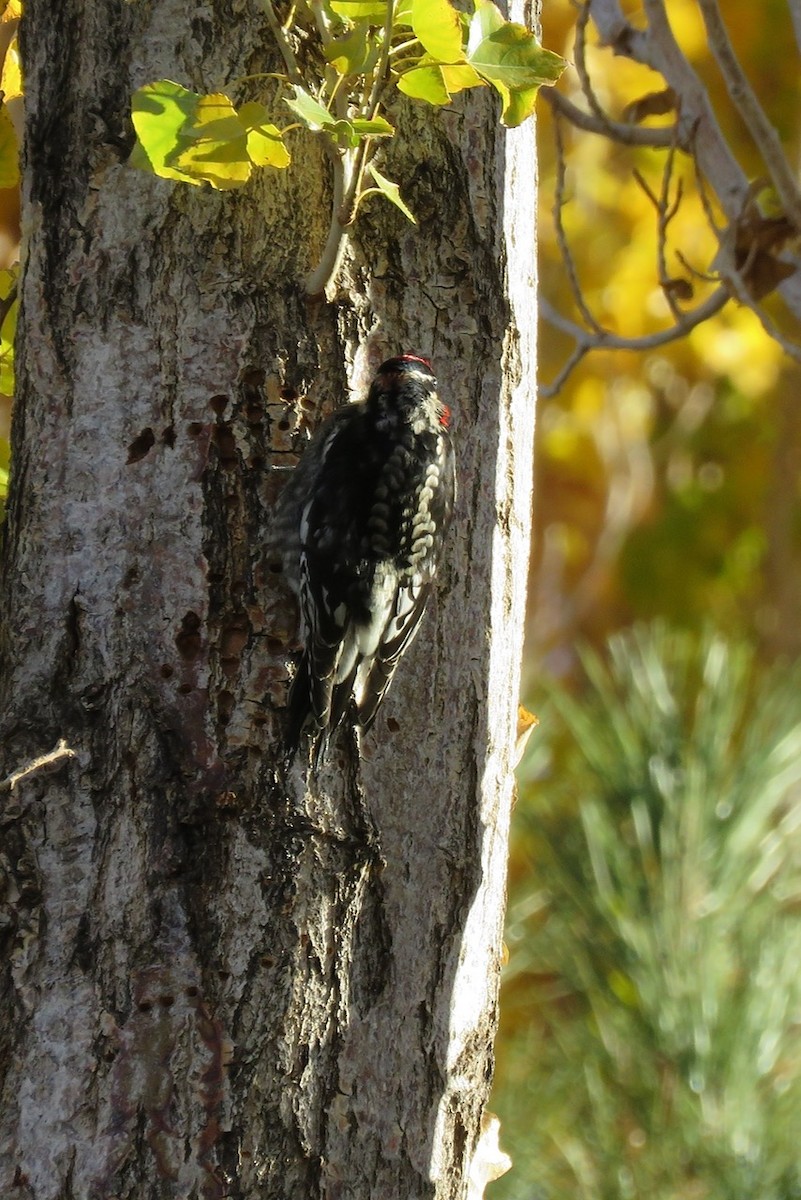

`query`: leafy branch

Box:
[129,0,565,295]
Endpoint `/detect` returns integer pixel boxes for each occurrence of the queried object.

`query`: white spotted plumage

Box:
[275,355,456,767]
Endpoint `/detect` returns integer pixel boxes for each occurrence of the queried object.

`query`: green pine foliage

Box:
[494,623,801,1200]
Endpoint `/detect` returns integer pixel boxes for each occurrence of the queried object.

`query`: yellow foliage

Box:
[533,0,800,656]
[689,305,784,398]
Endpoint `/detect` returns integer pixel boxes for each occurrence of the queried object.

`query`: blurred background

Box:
[491,2,801,1197]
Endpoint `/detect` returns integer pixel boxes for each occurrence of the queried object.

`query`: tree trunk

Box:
[0,1,537,1197]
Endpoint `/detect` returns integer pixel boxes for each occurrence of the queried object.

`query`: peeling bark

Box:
[0,1,537,1197]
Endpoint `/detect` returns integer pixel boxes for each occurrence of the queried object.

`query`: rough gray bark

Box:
[0,1,537,1197]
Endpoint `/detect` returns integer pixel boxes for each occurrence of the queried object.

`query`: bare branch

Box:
[587,0,801,324]
[696,0,801,231]
[0,738,76,793]
[591,0,748,219]
[261,0,305,87]
[551,113,605,335]
[713,245,801,365]
[538,288,731,396]
[542,87,679,148]
[539,338,590,399]
[656,144,685,318]
[573,1,612,131]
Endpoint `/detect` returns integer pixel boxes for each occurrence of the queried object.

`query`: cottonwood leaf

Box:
[397,63,451,105]
[367,164,417,223]
[325,21,379,75]
[284,85,335,131]
[329,0,388,19]
[467,0,565,122]
[170,93,253,189]
[239,102,291,168]
[411,0,463,62]
[397,56,482,104]
[131,80,203,183]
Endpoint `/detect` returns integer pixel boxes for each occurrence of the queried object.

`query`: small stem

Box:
[365,0,394,120]
[304,146,351,296]
[281,1,297,33]
[389,39,420,58]
[310,0,331,41]
[327,71,346,113]
[305,0,395,293]
[262,0,304,86]
[341,140,371,223]
[231,71,289,86]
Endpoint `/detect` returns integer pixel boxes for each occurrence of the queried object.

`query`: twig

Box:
[591,0,747,221]
[696,0,801,232]
[552,112,605,335]
[639,134,685,320]
[365,0,394,121]
[262,0,304,87]
[0,738,76,793]
[539,287,730,396]
[587,0,801,335]
[342,0,395,224]
[303,0,395,293]
[712,243,801,365]
[573,0,612,130]
[542,88,679,148]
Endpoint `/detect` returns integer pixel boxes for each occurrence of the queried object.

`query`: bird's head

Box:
[369,354,451,430]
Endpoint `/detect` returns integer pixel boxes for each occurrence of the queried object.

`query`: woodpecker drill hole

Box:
[175,611,202,661]
[127,427,155,464]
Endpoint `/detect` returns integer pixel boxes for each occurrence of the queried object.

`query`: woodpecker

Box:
[273,354,456,766]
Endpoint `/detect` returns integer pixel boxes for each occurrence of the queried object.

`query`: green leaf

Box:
[467,0,504,46]
[0,106,19,188]
[494,80,540,127]
[326,114,394,149]
[396,55,482,105]
[324,21,379,75]
[440,61,484,93]
[396,63,451,105]
[411,0,463,62]
[328,0,388,18]
[467,2,565,94]
[284,85,335,131]
[239,101,291,168]
[394,0,413,26]
[130,80,203,183]
[366,164,417,223]
[132,83,291,186]
[328,119,361,148]
[350,115,394,137]
[169,93,253,189]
